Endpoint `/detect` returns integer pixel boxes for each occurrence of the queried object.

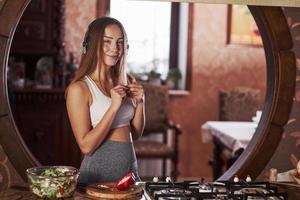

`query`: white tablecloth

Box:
[201,121,257,153]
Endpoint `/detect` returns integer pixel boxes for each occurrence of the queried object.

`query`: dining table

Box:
[201,121,258,180]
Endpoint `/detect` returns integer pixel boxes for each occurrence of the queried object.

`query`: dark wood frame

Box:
[169,3,180,71]
[96,0,110,17]
[220,5,295,180]
[0,1,297,195]
[169,2,193,91]
[226,5,263,48]
[170,2,193,91]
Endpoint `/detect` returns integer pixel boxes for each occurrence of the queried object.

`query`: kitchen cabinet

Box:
[11,89,81,168]
[9,0,65,87]
[10,0,58,54]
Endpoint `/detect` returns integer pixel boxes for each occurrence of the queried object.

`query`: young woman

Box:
[66,17,145,184]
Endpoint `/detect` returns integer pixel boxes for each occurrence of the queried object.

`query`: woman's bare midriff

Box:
[107,126,132,142]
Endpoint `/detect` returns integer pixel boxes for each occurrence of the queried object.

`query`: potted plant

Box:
[166,68,182,89]
[148,69,161,85]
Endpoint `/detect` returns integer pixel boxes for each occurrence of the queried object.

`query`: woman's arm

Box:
[66,82,126,155]
[130,99,145,140]
[128,80,145,140]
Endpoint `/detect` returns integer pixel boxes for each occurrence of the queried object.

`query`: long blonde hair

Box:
[69,17,128,96]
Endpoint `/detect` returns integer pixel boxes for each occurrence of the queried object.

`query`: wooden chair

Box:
[219,86,261,121]
[209,86,261,179]
[134,83,181,181]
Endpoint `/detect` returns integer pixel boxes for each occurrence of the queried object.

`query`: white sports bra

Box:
[83,76,136,129]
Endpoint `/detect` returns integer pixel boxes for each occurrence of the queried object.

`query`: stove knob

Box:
[153,176,159,182]
[165,176,172,183]
[246,175,252,182]
[233,175,239,183]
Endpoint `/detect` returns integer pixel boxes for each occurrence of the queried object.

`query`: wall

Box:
[64,0,97,61]
[169,3,266,180]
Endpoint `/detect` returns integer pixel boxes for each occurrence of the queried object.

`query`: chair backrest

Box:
[219,87,261,121]
[142,83,169,134]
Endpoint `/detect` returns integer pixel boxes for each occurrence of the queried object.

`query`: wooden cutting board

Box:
[86,182,144,199]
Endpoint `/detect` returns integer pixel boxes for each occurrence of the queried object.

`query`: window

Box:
[109,0,190,90]
[227,5,262,47]
[110,0,171,79]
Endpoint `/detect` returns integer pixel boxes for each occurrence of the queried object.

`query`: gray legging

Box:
[78,140,140,184]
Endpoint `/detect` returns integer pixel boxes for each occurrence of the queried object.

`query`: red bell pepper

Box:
[116,172,135,191]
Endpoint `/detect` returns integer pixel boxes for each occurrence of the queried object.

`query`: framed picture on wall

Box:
[227,5,263,47]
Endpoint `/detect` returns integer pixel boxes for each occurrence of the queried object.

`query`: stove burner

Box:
[144,181,288,200]
[161,188,192,196]
[189,184,211,191]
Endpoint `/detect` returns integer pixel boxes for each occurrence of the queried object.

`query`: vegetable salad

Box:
[28,167,78,198]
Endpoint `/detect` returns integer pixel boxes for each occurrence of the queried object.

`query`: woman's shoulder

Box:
[67,80,89,97]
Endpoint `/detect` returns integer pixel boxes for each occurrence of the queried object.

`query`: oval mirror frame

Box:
[0,0,296,181]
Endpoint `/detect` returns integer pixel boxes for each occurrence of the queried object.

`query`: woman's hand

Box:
[110,85,127,111]
[128,79,144,104]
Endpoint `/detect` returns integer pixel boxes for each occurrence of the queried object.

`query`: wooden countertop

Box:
[270,182,300,200]
[1,186,146,200]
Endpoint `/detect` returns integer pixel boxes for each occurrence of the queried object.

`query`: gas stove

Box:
[143,180,288,200]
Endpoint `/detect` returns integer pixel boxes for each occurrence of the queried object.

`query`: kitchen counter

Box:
[2,182,300,200]
[271,182,300,200]
[0,186,146,200]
